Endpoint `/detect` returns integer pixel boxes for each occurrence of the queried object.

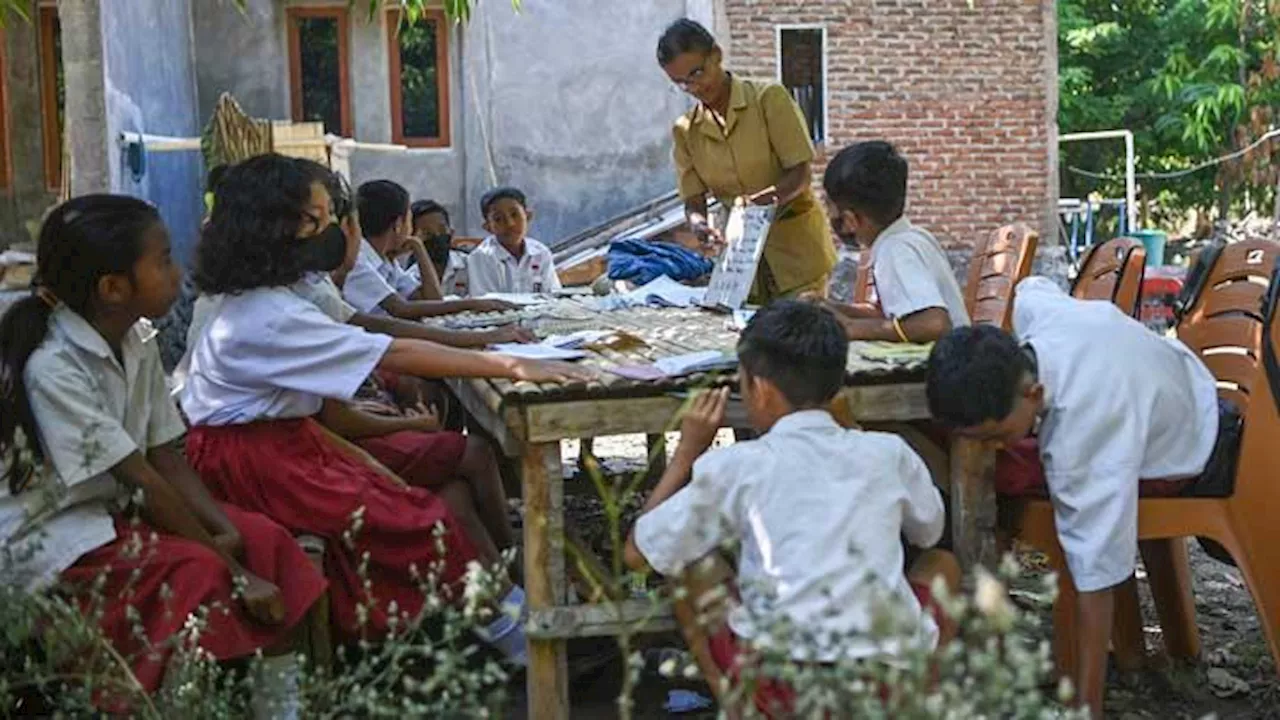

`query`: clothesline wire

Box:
[1065,127,1280,181]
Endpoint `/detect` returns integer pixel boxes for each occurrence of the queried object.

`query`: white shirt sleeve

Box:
[26,364,140,488]
[897,441,946,548]
[293,274,358,323]
[343,251,397,313]
[219,301,392,401]
[389,263,422,297]
[633,449,739,575]
[1012,276,1065,338]
[539,248,563,292]
[872,239,947,320]
[466,252,504,297]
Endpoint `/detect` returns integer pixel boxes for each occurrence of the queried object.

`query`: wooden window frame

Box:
[775,24,829,146]
[38,5,60,192]
[286,6,353,138]
[386,8,451,148]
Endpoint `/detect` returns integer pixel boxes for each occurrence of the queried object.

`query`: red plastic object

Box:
[1140,267,1186,331]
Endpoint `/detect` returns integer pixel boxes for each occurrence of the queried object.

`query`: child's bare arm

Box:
[148,442,240,552]
[351,311,535,348]
[381,294,516,319]
[836,306,953,343]
[318,398,439,440]
[624,388,730,572]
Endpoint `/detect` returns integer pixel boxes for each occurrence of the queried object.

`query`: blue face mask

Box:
[296,223,348,273]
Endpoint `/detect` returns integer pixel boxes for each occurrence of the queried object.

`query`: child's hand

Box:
[679,387,729,454]
[212,530,244,560]
[511,359,598,384]
[483,324,537,345]
[239,571,286,625]
[468,298,520,313]
[402,402,442,432]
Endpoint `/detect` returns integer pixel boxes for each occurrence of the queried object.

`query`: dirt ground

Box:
[504,433,1279,719]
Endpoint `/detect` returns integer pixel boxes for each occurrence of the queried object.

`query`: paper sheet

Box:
[477,292,550,306]
[490,343,588,361]
[653,350,737,377]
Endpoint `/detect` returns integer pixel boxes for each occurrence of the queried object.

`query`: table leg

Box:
[949,436,999,573]
[523,442,570,720]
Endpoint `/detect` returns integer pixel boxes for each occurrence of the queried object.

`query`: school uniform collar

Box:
[696,74,749,139]
[49,305,149,379]
[765,409,841,437]
[875,217,914,242]
[483,236,529,265]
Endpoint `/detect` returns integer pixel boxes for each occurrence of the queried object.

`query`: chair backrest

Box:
[852,251,876,304]
[1070,237,1146,316]
[1232,257,1280,511]
[964,224,1039,330]
[1176,239,1280,417]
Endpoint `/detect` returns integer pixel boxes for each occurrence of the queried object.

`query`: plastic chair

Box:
[1010,243,1280,679]
[1070,238,1146,317]
[964,224,1038,330]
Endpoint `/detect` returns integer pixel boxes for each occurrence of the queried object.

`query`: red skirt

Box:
[59,505,326,694]
[185,418,481,641]
[709,582,936,718]
[356,430,467,488]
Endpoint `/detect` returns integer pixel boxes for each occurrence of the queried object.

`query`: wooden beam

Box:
[839,383,931,423]
[523,443,569,720]
[449,378,523,456]
[950,437,999,573]
[524,396,747,444]
[526,599,678,640]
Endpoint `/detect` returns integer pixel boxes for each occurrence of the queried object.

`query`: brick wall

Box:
[724,0,1056,254]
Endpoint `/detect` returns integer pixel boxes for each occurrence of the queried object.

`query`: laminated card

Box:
[703,204,774,310]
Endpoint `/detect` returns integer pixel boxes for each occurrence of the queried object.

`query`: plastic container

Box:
[1129,229,1168,269]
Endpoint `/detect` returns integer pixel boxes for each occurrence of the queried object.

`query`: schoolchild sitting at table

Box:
[624,301,958,718]
[466,187,562,297]
[814,141,969,343]
[180,154,596,664]
[0,195,325,716]
[343,179,513,319]
[926,277,1234,718]
[410,199,470,298]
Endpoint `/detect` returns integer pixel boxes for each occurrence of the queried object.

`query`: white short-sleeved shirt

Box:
[2,308,186,591]
[634,410,945,662]
[869,218,970,327]
[439,251,469,297]
[465,237,561,296]
[1014,277,1219,591]
[342,239,419,315]
[180,287,392,426]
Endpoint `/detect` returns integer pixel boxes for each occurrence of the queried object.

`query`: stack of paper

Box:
[490,343,588,361]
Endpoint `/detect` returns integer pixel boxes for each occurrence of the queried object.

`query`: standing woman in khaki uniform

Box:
[657,19,837,303]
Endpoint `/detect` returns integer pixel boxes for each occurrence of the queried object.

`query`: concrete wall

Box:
[0,18,58,247]
[191,0,692,244]
[101,0,204,265]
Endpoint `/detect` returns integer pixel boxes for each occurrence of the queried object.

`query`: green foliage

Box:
[1060,0,1280,217]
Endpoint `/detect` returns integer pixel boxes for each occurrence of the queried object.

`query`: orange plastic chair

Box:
[1070,238,1146,317]
[964,224,1038,329]
[1010,240,1280,678]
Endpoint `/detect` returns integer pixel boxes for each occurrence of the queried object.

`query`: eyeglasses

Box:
[671,64,706,89]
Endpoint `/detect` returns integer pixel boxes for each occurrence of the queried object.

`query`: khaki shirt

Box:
[673,77,837,298]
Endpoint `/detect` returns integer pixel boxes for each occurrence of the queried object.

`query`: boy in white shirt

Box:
[466,187,562,296]
[624,301,957,717]
[343,180,511,319]
[926,277,1234,718]
[818,141,969,343]
[410,199,470,298]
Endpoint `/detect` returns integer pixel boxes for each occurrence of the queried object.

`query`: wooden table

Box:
[444,302,998,720]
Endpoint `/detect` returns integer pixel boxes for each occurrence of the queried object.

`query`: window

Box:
[286,7,352,137]
[387,9,450,147]
[777,26,826,144]
[38,6,62,191]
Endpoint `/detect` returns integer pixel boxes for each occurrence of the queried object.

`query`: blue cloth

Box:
[607,238,713,285]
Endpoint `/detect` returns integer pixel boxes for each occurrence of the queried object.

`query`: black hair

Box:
[193,153,334,295]
[0,195,160,494]
[480,186,528,218]
[823,141,908,227]
[925,324,1034,427]
[737,300,847,408]
[207,164,228,192]
[656,18,716,66]
[411,199,450,226]
[357,180,411,238]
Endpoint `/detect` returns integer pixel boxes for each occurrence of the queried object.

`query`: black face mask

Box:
[424,233,453,268]
[296,223,348,273]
